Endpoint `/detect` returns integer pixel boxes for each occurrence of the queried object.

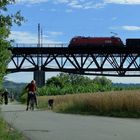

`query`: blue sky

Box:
[5,0,140,83]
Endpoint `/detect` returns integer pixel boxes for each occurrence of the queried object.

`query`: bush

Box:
[20,93,26,103]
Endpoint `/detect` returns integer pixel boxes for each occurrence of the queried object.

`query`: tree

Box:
[94,76,112,85]
[46,76,63,88]
[0,0,24,85]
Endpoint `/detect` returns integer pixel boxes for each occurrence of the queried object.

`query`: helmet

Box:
[31,80,36,83]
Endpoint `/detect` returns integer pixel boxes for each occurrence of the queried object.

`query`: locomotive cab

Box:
[68,36,124,48]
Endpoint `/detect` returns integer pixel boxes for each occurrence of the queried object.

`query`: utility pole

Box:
[37,23,40,66]
[34,23,45,87]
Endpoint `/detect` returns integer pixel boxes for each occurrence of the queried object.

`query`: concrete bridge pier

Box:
[34,70,45,87]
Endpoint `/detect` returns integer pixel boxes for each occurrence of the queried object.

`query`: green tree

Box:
[68,73,91,86]
[46,76,63,88]
[39,73,113,96]
[93,76,112,91]
[0,0,24,85]
[94,76,112,86]
[46,73,92,88]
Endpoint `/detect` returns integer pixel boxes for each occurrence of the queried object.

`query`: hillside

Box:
[3,80,27,90]
[2,80,27,99]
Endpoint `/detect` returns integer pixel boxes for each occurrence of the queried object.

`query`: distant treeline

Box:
[37,73,140,96]
[2,74,140,101]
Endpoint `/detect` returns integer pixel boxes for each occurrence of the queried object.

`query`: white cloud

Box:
[61,1,106,9]
[16,0,49,4]
[105,0,140,5]
[110,26,140,31]
[122,26,140,31]
[9,31,61,43]
[9,31,37,43]
[47,31,63,36]
[15,0,106,9]
[15,0,140,9]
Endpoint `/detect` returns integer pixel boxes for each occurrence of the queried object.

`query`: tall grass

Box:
[38,90,140,117]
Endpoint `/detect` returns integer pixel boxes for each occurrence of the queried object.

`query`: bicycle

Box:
[29,93,35,111]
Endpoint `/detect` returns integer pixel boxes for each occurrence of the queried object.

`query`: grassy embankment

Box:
[38,90,140,118]
[0,115,26,140]
[0,98,26,140]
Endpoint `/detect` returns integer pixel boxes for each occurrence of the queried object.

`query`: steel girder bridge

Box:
[8,44,140,77]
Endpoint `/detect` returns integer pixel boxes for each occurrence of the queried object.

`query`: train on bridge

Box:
[68,36,140,48]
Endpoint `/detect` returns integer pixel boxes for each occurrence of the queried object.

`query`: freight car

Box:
[68,36,124,48]
[126,39,140,47]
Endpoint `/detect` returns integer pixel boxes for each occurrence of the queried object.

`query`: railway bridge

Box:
[8,43,140,86]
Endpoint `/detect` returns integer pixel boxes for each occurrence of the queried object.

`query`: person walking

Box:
[2,89,9,105]
[25,80,38,111]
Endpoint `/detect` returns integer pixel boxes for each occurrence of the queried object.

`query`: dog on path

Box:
[48,99,54,109]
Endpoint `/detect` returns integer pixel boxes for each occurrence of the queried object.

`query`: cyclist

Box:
[25,80,37,111]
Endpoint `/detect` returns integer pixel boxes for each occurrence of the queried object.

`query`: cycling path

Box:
[1,103,140,140]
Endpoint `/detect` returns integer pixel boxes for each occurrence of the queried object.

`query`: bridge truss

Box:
[8,45,140,77]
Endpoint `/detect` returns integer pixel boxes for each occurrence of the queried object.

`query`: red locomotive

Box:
[68,36,124,48]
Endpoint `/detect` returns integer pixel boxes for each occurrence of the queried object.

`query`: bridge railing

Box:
[13,43,68,48]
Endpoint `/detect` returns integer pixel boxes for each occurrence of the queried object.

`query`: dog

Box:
[48,99,54,109]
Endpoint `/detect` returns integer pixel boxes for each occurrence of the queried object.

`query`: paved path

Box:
[1,103,140,140]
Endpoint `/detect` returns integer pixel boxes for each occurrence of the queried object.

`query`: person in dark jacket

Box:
[25,80,37,111]
[2,89,9,105]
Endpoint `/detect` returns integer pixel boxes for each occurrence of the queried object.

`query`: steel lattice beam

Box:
[7,45,140,76]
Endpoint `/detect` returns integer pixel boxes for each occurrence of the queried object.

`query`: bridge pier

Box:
[34,70,45,87]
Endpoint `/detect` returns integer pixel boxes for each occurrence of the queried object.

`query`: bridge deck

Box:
[10,46,140,55]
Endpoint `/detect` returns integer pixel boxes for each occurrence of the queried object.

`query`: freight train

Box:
[68,36,140,48]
